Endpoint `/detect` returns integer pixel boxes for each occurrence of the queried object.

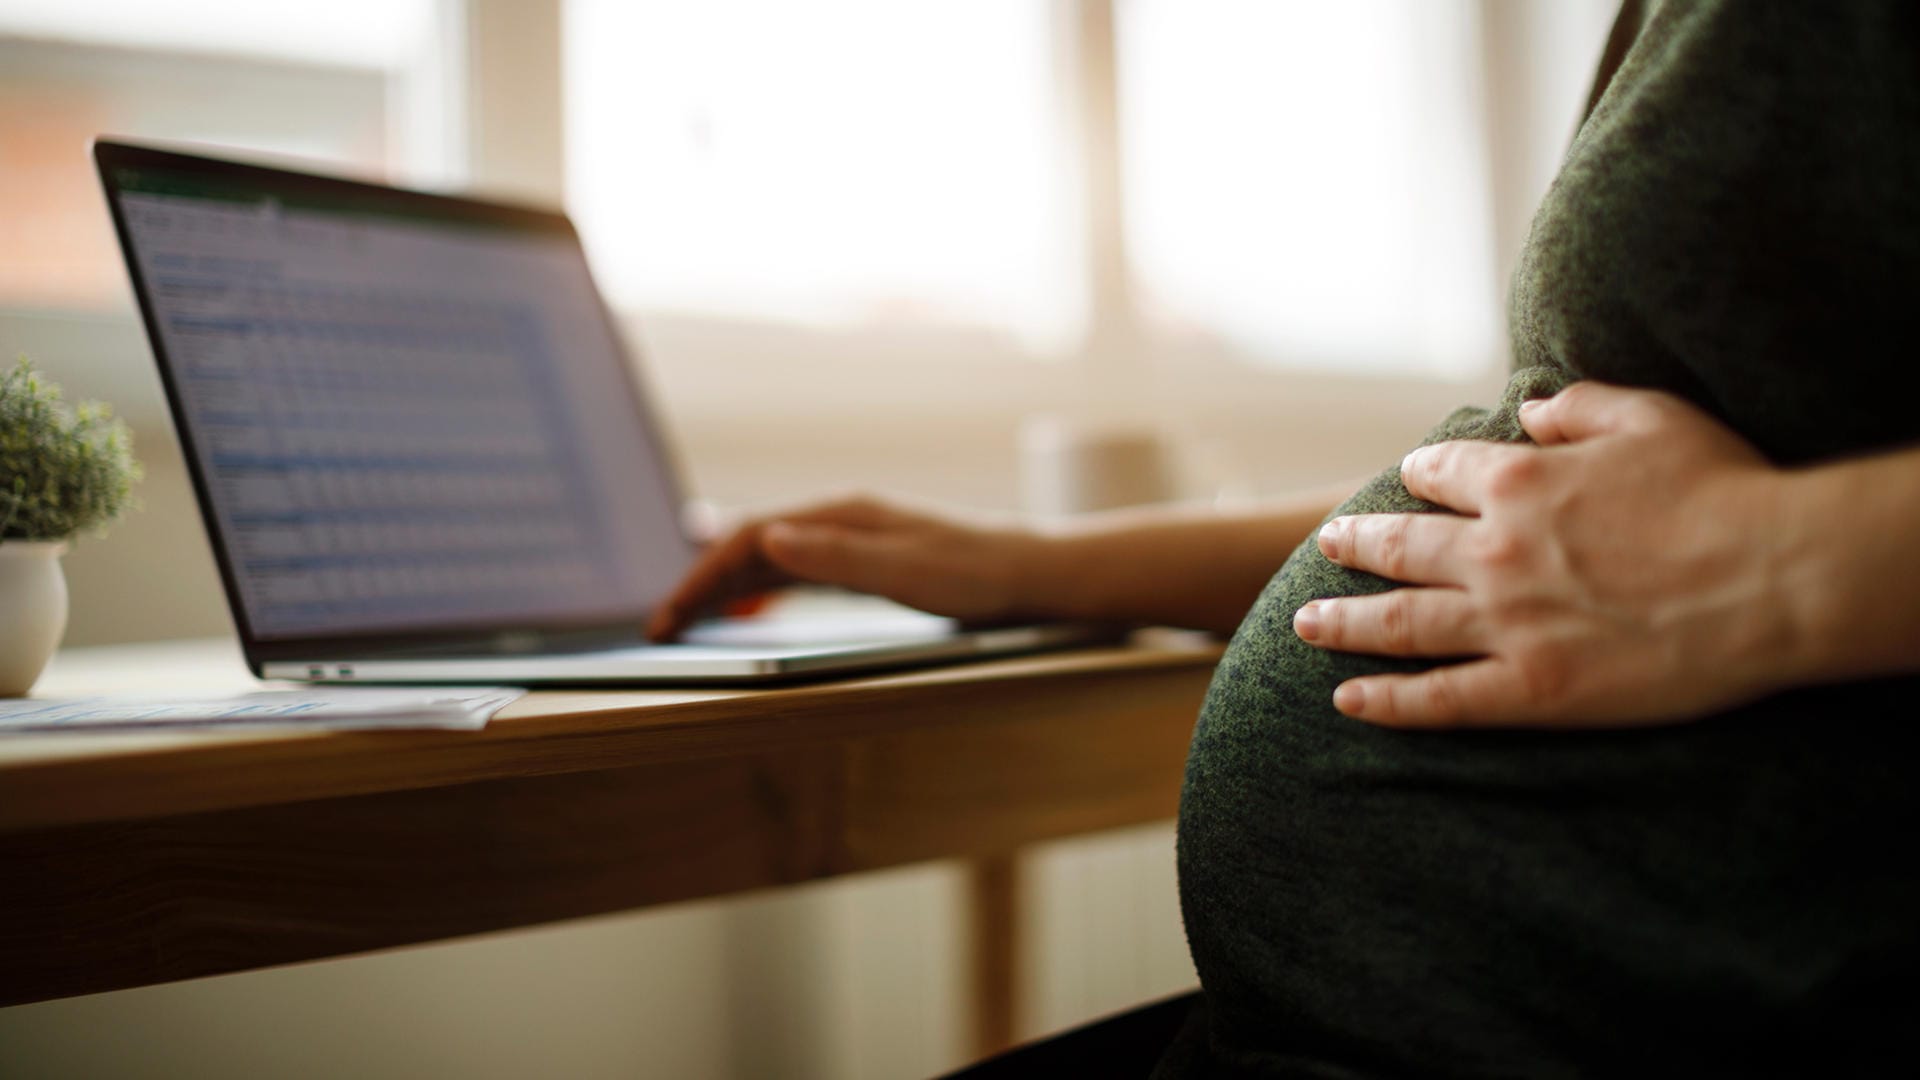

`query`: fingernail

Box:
[1293,602,1322,641]
[1518,398,1544,414]
[1318,518,1347,559]
[1333,681,1366,715]
[1400,448,1426,477]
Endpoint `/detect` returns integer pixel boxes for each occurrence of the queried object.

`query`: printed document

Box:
[0,688,522,733]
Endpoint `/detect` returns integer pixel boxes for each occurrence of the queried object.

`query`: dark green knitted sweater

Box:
[1163,2,1920,1076]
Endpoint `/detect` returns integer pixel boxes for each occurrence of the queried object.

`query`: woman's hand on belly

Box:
[1292,381,1812,729]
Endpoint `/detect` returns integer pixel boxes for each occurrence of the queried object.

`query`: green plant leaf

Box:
[0,356,143,543]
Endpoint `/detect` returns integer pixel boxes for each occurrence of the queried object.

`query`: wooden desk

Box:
[0,636,1219,1051]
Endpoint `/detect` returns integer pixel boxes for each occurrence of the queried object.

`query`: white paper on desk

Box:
[0,688,524,733]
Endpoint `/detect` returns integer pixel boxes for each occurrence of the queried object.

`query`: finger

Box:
[648,523,785,641]
[687,496,893,549]
[1317,512,1472,585]
[760,522,925,600]
[649,496,909,640]
[1398,441,1540,514]
[1517,380,1676,446]
[1293,588,1481,658]
[1331,659,1524,728]
[777,493,903,530]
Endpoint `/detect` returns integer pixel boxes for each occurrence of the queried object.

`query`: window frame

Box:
[5,0,1584,461]
[546,0,1523,442]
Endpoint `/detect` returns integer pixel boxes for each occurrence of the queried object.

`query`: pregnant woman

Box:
[652,2,1920,1074]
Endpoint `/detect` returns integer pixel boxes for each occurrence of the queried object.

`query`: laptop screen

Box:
[103,149,694,642]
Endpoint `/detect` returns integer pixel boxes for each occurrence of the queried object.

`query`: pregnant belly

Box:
[1172,370,1920,1075]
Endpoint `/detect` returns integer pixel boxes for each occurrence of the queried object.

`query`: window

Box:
[569,0,1514,378]
[1116,0,1500,377]
[8,3,1608,381]
[565,0,1077,353]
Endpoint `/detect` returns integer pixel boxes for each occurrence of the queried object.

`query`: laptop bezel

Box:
[93,138,700,675]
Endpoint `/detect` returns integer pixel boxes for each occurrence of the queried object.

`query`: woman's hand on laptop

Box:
[646,495,1043,642]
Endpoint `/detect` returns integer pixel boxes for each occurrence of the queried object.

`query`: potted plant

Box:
[1,358,140,695]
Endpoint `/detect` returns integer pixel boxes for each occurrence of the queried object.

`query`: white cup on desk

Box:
[1018,416,1179,518]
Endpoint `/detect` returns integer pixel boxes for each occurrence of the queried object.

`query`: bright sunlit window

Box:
[9,1,1549,380]
[1117,0,1501,376]
[565,0,1080,353]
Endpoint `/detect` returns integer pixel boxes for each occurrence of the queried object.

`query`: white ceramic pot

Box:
[0,540,69,696]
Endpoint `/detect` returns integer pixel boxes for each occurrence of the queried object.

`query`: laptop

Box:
[94,140,1106,684]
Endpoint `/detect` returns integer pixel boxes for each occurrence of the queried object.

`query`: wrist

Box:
[1759,463,1855,688]
[1001,524,1094,621]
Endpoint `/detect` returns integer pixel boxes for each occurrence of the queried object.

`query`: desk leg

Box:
[967,852,1021,1060]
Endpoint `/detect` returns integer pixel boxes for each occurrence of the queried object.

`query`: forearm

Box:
[1775,444,1920,685]
[1017,479,1360,635]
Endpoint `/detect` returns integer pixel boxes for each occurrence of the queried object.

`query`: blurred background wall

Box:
[0,1,1618,1076]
